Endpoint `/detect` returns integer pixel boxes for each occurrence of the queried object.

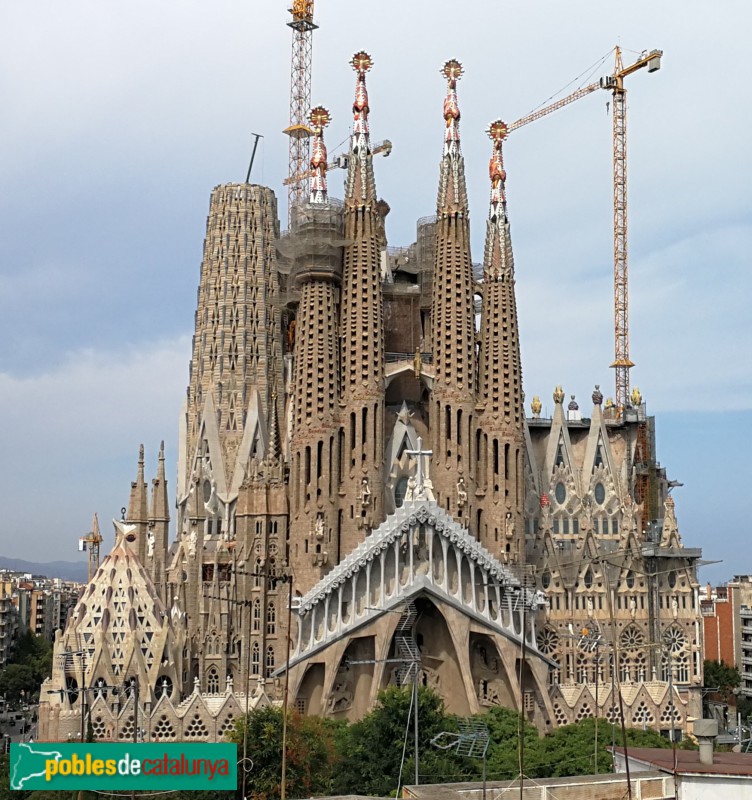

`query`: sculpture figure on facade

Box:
[360,477,371,509]
[456,476,467,512]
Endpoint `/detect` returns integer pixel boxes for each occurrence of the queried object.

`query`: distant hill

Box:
[0,556,89,582]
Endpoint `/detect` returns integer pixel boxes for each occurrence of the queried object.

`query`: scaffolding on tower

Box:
[284,0,317,227]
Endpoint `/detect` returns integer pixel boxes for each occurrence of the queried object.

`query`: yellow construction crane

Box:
[283,139,393,186]
[78,513,103,582]
[508,47,662,410]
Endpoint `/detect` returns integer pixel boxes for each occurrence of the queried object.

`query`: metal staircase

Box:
[393,602,420,685]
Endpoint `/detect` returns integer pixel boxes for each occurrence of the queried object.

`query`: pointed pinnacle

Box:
[436,59,468,216]
[309,105,331,204]
[346,51,378,207]
[487,120,509,217]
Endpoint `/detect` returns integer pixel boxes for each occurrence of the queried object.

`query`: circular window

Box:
[626,571,635,589]
[203,479,212,503]
[594,483,606,505]
[555,482,566,505]
[663,627,686,653]
[668,571,677,589]
[537,628,558,655]
[541,571,551,589]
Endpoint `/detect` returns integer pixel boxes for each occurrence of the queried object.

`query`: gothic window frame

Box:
[207,667,220,694]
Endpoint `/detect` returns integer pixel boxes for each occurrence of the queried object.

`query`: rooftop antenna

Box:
[245,133,263,184]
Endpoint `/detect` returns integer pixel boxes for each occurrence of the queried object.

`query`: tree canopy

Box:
[0,630,53,704]
[704,659,741,703]
[1,686,684,800]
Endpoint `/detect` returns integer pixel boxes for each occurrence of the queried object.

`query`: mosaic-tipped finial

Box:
[441,58,464,83]
[487,119,509,211]
[531,396,542,418]
[592,385,603,405]
[309,106,331,203]
[568,394,579,412]
[630,386,643,406]
[442,60,463,140]
[350,52,372,138]
[310,105,331,131]
[553,385,565,405]
[351,50,373,74]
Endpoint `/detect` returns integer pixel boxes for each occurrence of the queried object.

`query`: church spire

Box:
[484,120,514,280]
[478,119,522,424]
[436,59,468,217]
[338,49,387,554]
[309,106,331,204]
[429,59,475,519]
[126,444,149,562]
[148,441,170,600]
[476,120,525,562]
[345,51,377,206]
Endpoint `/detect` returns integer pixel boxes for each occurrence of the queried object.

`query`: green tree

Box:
[534,718,670,779]
[1,631,53,703]
[482,706,543,780]
[704,659,741,703]
[334,686,479,796]
[228,705,340,800]
[0,665,37,704]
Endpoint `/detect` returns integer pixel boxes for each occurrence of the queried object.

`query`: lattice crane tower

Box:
[284,0,317,225]
[506,46,661,410]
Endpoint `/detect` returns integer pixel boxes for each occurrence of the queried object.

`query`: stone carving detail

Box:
[328,670,354,713]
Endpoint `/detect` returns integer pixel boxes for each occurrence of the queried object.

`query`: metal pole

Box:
[594,640,599,774]
[131,680,138,800]
[413,668,419,785]
[245,134,262,184]
[79,652,86,743]
[241,592,253,800]
[281,575,293,800]
[80,688,86,743]
[519,595,527,800]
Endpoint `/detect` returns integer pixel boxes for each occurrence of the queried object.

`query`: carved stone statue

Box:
[456,477,468,511]
[359,477,371,509]
[314,514,325,541]
[189,529,198,558]
[328,678,354,713]
[147,530,155,558]
[622,496,637,535]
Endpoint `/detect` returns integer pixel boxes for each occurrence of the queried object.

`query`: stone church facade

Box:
[40,54,702,742]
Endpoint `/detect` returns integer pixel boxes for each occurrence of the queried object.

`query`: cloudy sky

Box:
[0,0,749,584]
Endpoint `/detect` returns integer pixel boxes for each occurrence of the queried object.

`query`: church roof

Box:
[62,520,176,683]
[297,499,522,614]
